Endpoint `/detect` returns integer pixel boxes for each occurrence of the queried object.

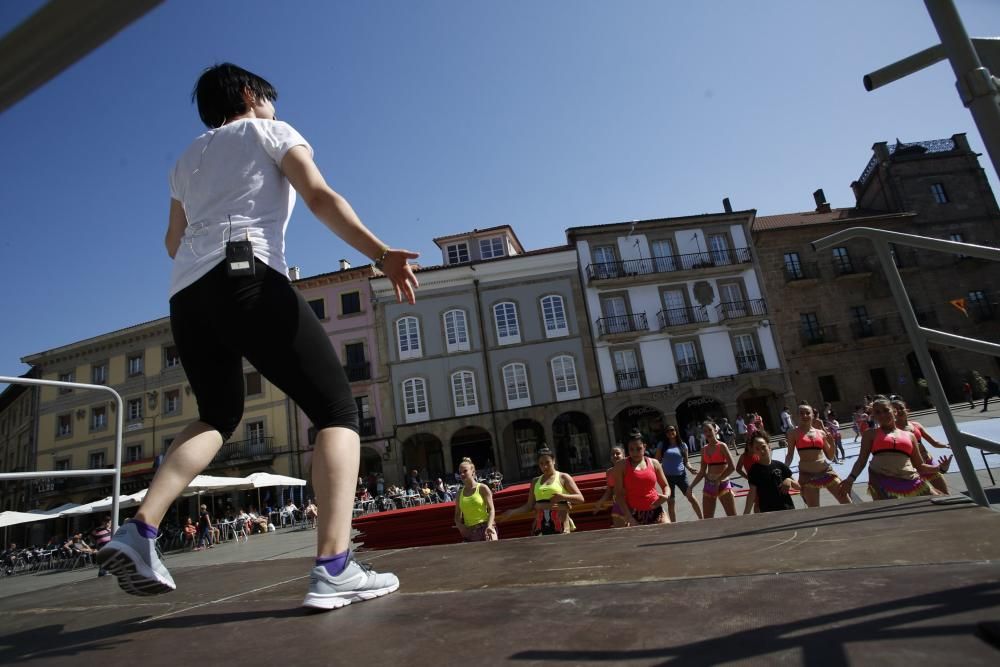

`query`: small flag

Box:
[950,298,968,317]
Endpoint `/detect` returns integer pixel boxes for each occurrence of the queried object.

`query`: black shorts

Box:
[169,258,357,440]
[666,474,689,496]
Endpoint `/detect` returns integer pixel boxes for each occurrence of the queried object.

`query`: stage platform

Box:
[2,497,999,665]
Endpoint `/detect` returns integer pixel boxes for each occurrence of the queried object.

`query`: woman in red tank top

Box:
[613,432,670,526]
[840,396,940,500]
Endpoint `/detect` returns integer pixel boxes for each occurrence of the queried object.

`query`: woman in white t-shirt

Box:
[98,64,417,612]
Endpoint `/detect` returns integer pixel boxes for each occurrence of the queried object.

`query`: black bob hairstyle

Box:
[192,63,278,129]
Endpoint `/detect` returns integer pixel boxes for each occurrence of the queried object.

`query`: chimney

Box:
[722,197,732,213]
[339,259,351,271]
[813,188,831,213]
[288,266,300,281]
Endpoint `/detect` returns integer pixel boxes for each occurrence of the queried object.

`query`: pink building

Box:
[292,262,389,482]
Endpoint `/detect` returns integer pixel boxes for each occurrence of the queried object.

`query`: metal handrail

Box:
[812,226,1000,508]
[0,375,124,532]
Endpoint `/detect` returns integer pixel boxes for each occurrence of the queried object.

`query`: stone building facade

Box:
[752,134,1000,417]
[567,211,793,441]
[21,318,301,510]
[371,226,608,484]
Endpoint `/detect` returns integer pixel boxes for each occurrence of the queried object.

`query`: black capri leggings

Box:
[169,258,357,440]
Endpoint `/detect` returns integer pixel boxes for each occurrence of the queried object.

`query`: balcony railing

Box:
[359,416,376,437]
[586,247,752,281]
[597,313,649,336]
[614,369,646,391]
[211,436,274,465]
[657,306,709,329]
[735,353,766,374]
[801,324,838,346]
[783,261,819,283]
[850,317,892,340]
[346,362,371,382]
[676,361,708,383]
[716,298,767,321]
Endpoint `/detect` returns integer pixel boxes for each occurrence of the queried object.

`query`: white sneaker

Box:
[96,521,176,596]
[302,556,399,610]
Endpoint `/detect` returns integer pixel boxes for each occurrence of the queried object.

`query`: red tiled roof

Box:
[752,208,914,232]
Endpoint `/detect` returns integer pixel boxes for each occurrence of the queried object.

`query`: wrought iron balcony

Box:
[346,362,371,382]
[597,313,649,337]
[614,369,647,391]
[801,324,838,346]
[586,247,752,281]
[676,361,708,383]
[735,354,766,374]
[211,436,274,466]
[783,261,819,283]
[359,416,377,437]
[657,306,709,329]
[716,298,767,321]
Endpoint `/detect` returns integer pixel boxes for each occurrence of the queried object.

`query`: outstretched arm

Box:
[165,199,187,259]
[280,146,419,304]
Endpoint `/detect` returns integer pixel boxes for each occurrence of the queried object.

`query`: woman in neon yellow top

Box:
[453,458,498,542]
[502,448,584,535]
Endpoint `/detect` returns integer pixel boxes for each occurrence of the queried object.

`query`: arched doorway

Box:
[505,419,546,481]
[612,405,663,447]
[402,433,444,481]
[675,396,725,443]
[552,412,597,473]
[738,389,779,434]
[451,426,495,475]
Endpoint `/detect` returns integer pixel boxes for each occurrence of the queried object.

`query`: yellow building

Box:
[0,371,38,513]
[22,317,303,510]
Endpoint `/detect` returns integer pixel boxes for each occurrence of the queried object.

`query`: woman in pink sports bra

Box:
[593,445,628,528]
[784,402,850,507]
[840,396,940,500]
[688,421,737,518]
[891,398,952,494]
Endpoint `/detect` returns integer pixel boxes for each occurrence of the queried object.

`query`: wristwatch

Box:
[373,245,390,270]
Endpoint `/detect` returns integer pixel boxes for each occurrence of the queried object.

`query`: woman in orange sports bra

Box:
[784,402,851,506]
[688,421,737,518]
[840,396,940,500]
[891,398,952,494]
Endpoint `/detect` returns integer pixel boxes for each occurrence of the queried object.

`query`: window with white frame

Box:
[396,316,422,360]
[127,354,144,376]
[446,243,470,265]
[541,295,568,338]
[58,371,74,393]
[479,237,505,259]
[91,362,107,384]
[551,355,580,401]
[246,420,265,444]
[443,309,470,352]
[502,363,531,409]
[57,414,71,437]
[402,378,429,422]
[127,397,143,421]
[493,302,521,345]
[163,345,181,369]
[91,406,107,431]
[164,389,180,415]
[126,444,143,463]
[451,371,479,416]
[89,451,106,469]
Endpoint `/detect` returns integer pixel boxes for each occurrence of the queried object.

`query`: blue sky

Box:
[0,0,998,380]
